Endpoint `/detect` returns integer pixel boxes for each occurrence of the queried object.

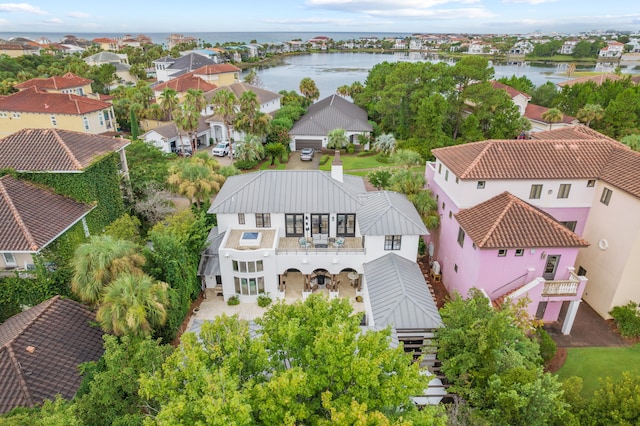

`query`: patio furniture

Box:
[299,237,310,248]
[312,233,328,248]
[333,237,345,248]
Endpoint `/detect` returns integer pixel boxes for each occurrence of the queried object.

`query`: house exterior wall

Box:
[261,98,281,114]
[44,83,93,96]
[196,72,238,87]
[0,252,35,271]
[577,182,640,318]
[0,109,114,137]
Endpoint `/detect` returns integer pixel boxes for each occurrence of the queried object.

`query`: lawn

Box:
[318,153,392,172]
[555,343,640,396]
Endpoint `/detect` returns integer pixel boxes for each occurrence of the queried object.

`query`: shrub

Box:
[535,327,557,363]
[610,301,640,338]
[257,294,272,308]
[227,295,240,306]
[234,159,258,170]
[346,143,355,154]
[375,154,392,164]
[319,154,331,165]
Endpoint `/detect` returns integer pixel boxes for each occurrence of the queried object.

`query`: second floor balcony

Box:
[276,236,365,255]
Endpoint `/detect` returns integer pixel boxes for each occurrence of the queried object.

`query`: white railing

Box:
[542,273,580,296]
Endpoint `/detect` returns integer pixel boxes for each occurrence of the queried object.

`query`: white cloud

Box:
[502,0,557,4]
[306,0,480,12]
[263,16,360,25]
[0,17,9,24]
[42,17,62,24]
[67,11,91,18]
[364,7,494,19]
[0,2,47,14]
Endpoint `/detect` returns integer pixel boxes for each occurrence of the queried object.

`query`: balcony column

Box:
[561,300,581,335]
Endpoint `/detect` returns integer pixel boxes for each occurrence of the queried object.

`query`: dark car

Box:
[300,147,315,161]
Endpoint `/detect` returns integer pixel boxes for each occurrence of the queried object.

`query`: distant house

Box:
[14,72,93,97]
[152,73,218,102]
[0,40,40,57]
[599,41,625,58]
[0,175,94,272]
[557,73,629,88]
[153,53,218,83]
[288,95,372,151]
[560,40,578,55]
[0,87,117,137]
[92,37,118,51]
[0,296,104,414]
[84,52,137,87]
[141,116,212,153]
[166,33,197,50]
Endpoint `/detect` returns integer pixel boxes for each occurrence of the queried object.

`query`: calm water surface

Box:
[250,52,629,99]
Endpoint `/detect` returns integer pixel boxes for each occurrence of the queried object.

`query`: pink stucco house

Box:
[425,126,640,334]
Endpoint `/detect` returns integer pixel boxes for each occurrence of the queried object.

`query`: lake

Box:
[249,52,632,99]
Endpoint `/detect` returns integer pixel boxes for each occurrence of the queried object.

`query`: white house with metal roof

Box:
[289,95,373,151]
[201,154,436,326]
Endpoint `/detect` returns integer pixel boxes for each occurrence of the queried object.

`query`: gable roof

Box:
[365,253,442,329]
[0,296,104,414]
[455,192,589,249]
[0,175,93,252]
[84,51,125,63]
[14,72,92,91]
[0,128,129,172]
[491,81,531,100]
[153,74,217,93]
[0,87,110,114]
[192,63,241,76]
[358,191,428,236]
[530,125,617,141]
[205,82,281,105]
[558,73,628,88]
[167,53,217,74]
[209,170,366,214]
[289,94,372,136]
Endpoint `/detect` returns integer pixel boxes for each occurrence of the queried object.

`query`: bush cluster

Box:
[610,301,640,338]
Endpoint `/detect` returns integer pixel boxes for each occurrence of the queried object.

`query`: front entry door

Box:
[543,255,560,280]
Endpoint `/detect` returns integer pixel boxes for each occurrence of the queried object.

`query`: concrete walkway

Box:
[544,301,627,347]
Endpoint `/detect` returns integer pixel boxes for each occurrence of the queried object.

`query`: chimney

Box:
[331,150,343,182]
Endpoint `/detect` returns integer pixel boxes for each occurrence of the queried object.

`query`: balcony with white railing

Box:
[542,273,581,296]
[276,236,365,255]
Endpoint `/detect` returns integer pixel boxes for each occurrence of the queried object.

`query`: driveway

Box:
[287,151,319,170]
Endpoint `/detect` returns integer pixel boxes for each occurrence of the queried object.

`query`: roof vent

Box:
[25,346,35,353]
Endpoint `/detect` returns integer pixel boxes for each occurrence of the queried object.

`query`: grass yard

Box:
[319,153,392,172]
[555,343,640,396]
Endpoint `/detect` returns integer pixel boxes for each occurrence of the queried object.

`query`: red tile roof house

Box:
[424,126,640,333]
[0,128,130,273]
[0,87,117,137]
[13,72,94,97]
[0,296,104,414]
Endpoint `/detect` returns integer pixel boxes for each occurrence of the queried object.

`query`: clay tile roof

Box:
[0,87,109,114]
[432,138,622,180]
[0,175,93,252]
[558,73,626,88]
[14,72,92,91]
[524,104,577,124]
[192,63,241,75]
[153,73,217,93]
[0,296,104,414]
[0,128,129,172]
[491,81,531,100]
[455,192,590,249]
[530,125,616,142]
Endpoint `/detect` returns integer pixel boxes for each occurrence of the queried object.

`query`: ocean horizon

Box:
[0,31,413,46]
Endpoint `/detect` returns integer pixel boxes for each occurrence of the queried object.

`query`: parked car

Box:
[300,147,315,161]
[212,141,230,157]
[176,147,192,157]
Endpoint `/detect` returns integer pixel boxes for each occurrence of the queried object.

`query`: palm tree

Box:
[392,149,422,168]
[327,128,348,150]
[336,85,350,97]
[167,154,225,208]
[96,272,170,337]
[577,103,605,128]
[407,191,440,230]
[235,91,271,137]
[158,88,179,122]
[542,108,564,130]
[299,77,319,105]
[211,90,239,162]
[235,135,265,162]
[264,142,286,166]
[372,133,397,155]
[174,103,200,153]
[71,235,145,305]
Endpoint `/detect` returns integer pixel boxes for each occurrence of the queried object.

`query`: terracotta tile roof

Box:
[14,72,92,91]
[192,63,241,75]
[491,81,531,100]
[530,125,616,141]
[0,87,110,114]
[455,192,589,249]
[153,73,217,93]
[524,103,577,124]
[0,128,129,172]
[0,175,93,252]
[433,138,623,180]
[558,73,627,88]
[0,296,104,414]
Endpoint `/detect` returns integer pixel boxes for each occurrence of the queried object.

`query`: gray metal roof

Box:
[209,170,366,214]
[84,51,126,63]
[357,191,428,236]
[289,94,373,136]
[364,253,442,329]
[198,227,225,276]
[205,82,281,105]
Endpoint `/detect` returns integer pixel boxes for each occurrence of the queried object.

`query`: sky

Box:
[0,0,638,35]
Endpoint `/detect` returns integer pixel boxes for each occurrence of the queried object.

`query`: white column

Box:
[561,300,581,335]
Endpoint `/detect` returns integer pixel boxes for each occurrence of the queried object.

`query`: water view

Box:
[249,52,634,99]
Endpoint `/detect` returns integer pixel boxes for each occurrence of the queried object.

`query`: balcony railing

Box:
[542,273,580,296]
[276,236,365,255]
